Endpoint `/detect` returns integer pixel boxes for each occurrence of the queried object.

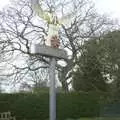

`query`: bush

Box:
[0,92,105,120]
[57,92,100,120]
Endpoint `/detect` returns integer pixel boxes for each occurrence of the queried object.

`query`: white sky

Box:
[0,0,120,19]
[0,0,10,10]
[93,0,120,19]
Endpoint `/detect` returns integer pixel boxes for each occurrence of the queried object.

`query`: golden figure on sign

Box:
[31,0,74,48]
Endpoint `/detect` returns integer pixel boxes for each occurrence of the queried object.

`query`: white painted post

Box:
[33,44,67,120]
[49,58,56,120]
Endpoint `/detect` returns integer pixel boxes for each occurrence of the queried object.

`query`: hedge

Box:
[0,92,105,120]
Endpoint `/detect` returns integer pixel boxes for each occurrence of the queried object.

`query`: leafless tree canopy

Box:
[0,0,117,91]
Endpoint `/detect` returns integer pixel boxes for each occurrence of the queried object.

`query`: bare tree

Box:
[0,0,117,91]
[56,0,116,91]
[0,0,48,85]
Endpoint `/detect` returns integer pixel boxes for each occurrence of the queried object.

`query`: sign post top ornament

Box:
[31,0,75,48]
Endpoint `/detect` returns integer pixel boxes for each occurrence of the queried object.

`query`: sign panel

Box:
[34,45,68,60]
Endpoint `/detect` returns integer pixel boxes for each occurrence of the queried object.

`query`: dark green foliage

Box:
[0,92,103,120]
[73,56,107,92]
[57,92,100,120]
[73,30,120,93]
[73,38,108,92]
[11,93,49,120]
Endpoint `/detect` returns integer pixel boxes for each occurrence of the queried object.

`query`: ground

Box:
[66,118,120,120]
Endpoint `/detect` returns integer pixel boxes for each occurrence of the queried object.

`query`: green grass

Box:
[65,118,120,120]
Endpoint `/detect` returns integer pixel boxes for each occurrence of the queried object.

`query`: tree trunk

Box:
[61,79,69,92]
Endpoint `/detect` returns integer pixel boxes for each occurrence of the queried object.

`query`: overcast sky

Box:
[0,0,120,19]
[0,0,10,10]
[93,0,120,19]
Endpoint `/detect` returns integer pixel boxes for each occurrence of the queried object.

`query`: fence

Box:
[0,112,16,120]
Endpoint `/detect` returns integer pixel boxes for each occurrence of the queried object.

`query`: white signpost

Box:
[31,0,72,119]
[34,45,67,120]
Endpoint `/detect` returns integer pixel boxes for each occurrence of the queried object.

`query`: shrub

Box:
[0,92,106,120]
